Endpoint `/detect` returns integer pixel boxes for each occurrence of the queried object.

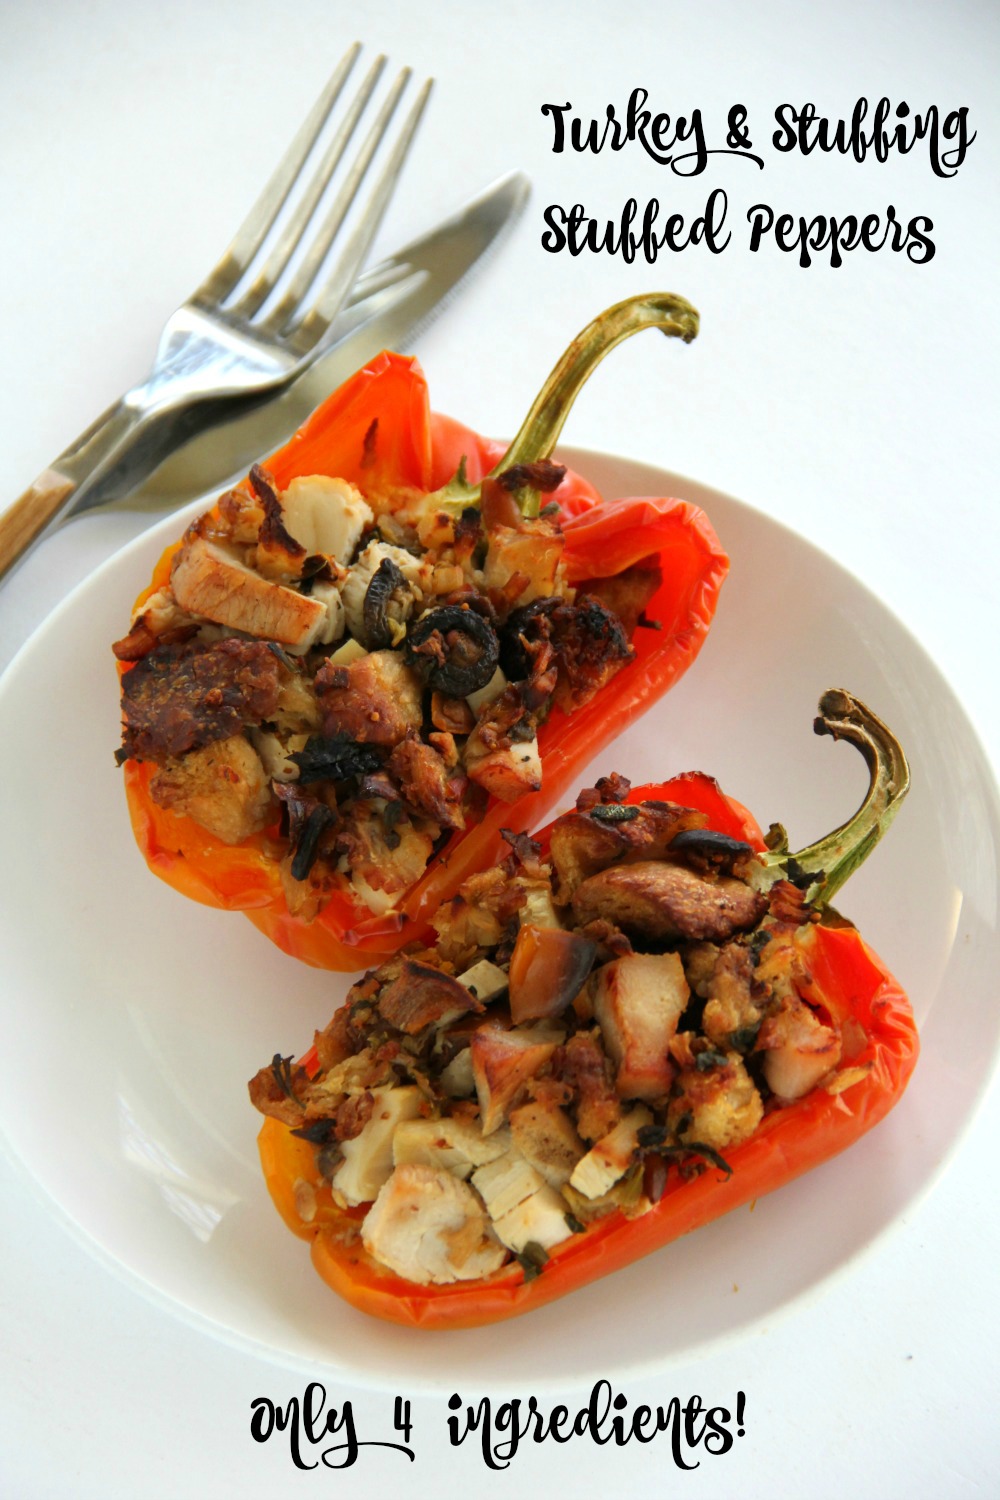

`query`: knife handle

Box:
[0,397,153,585]
[0,469,78,580]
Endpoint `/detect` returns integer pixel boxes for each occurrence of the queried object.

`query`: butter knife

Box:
[0,170,529,582]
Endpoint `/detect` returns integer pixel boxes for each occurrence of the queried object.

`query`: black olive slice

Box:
[498,597,560,681]
[668,827,756,875]
[362,557,410,649]
[407,605,500,696]
[287,734,382,785]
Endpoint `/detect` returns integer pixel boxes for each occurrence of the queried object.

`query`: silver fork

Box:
[0,43,431,582]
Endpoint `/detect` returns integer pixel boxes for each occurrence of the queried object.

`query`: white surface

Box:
[1,0,998,1494]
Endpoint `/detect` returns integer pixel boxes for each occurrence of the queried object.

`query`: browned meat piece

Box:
[119,638,283,763]
[768,879,813,926]
[575,772,633,812]
[575,917,634,960]
[111,585,199,661]
[582,558,663,636]
[376,959,483,1034]
[549,801,708,898]
[388,732,466,831]
[315,650,423,746]
[314,986,382,1071]
[548,595,635,713]
[430,691,475,735]
[571,860,768,943]
[150,734,274,844]
[430,864,524,966]
[556,1032,622,1143]
[248,464,307,581]
[215,481,267,543]
[248,1054,311,1126]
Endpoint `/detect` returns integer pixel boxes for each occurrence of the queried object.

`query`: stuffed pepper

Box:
[114,292,727,970]
[249,689,918,1329]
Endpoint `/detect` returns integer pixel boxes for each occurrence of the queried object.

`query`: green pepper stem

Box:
[436,292,698,516]
[765,689,910,907]
[491,292,698,477]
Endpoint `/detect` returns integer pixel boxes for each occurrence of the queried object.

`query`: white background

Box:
[1,1,997,1494]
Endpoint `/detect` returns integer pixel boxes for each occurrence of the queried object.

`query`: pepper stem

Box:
[764,689,910,907]
[436,292,699,516]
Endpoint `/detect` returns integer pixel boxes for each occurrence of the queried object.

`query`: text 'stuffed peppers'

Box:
[116,294,728,969]
[250,691,918,1329]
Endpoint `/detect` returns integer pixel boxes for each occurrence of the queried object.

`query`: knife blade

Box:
[73,169,531,516]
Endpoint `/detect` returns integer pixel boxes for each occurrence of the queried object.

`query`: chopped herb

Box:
[271,1053,299,1102]
[695,1049,729,1072]
[680,1141,734,1178]
[265,641,297,671]
[515,1242,550,1282]
[785,856,819,890]
[316,1141,345,1181]
[637,1123,669,1150]
[382,799,404,851]
[764,821,789,854]
[729,1022,762,1053]
[749,928,771,963]
[590,803,640,824]
[564,1213,587,1235]
[290,803,335,881]
[291,1118,339,1144]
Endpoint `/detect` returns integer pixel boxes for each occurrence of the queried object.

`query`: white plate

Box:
[1,449,997,1392]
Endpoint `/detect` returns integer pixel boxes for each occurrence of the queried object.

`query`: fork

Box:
[0,43,431,583]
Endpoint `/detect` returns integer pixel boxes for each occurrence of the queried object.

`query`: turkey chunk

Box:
[758,993,842,1101]
[592,951,690,1101]
[470,1024,561,1134]
[279,475,373,562]
[569,1105,653,1200]
[362,1164,508,1285]
[331,1086,424,1206]
[149,734,273,844]
[171,535,327,648]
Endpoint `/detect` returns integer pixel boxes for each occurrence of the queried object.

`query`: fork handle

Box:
[0,397,154,584]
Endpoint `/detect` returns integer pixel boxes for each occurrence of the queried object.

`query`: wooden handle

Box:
[0,468,76,581]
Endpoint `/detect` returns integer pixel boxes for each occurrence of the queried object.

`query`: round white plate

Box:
[1,450,997,1391]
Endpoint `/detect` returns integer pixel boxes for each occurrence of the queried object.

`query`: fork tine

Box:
[266,75,434,350]
[192,42,362,307]
[257,67,420,335]
[229,53,389,321]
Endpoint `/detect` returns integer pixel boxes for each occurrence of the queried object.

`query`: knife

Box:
[0,170,529,577]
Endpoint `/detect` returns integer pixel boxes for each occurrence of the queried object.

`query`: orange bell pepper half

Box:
[120,294,729,969]
[253,691,919,1329]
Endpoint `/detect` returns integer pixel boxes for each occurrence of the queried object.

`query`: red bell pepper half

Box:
[252,690,918,1329]
[119,294,728,969]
